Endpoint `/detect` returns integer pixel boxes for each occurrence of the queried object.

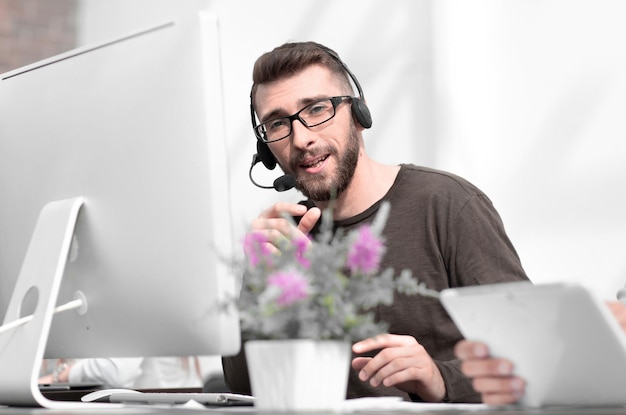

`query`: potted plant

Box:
[233,201,438,411]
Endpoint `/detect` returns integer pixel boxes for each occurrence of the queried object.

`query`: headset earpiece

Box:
[251,101,278,170]
[317,45,372,129]
[257,140,277,170]
[351,97,372,129]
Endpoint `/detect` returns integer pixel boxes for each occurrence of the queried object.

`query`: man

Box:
[455,301,626,405]
[222,41,529,403]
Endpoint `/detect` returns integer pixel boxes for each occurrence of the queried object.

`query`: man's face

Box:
[255,65,360,201]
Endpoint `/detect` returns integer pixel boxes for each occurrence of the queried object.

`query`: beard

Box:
[289,126,360,202]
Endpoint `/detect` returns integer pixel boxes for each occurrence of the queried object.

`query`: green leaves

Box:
[235,201,438,341]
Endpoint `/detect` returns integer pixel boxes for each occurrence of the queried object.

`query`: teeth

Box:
[303,155,328,168]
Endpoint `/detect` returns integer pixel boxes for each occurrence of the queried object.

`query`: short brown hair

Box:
[250,41,353,106]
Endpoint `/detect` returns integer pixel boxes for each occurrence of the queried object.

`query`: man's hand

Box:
[250,202,321,253]
[607,301,626,332]
[352,333,446,402]
[454,340,525,405]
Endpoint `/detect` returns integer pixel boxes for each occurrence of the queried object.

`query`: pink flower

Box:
[293,236,311,268]
[346,225,384,274]
[267,271,310,306]
[243,231,272,267]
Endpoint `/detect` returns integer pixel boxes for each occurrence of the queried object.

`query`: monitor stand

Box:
[0,197,113,408]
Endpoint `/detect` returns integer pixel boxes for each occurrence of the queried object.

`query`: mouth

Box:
[300,154,329,170]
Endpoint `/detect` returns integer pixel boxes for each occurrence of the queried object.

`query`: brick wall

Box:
[0,0,77,74]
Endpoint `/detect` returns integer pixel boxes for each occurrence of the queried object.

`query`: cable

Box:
[0,298,84,335]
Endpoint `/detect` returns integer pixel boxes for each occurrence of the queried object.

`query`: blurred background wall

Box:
[0,0,76,71]
[2,0,625,301]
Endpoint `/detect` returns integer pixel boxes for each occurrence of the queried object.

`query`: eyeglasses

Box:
[254,96,352,143]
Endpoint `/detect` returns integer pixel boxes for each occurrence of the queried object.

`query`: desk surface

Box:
[2,403,626,415]
[0,389,625,415]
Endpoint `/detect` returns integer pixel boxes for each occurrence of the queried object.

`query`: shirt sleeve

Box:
[68,358,144,388]
[446,194,528,287]
[434,359,482,403]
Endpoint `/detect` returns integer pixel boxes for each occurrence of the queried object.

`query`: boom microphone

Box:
[273,174,297,192]
[248,154,296,192]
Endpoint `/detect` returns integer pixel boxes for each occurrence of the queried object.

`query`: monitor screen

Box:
[0,9,240,382]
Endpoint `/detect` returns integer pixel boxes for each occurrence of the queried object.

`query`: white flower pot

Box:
[245,339,351,411]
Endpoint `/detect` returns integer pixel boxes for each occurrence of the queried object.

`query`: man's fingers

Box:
[460,358,514,378]
[297,207,321,235]
[454,340,489,359]
[353,333,414,354]
[258,202,308,220]
[473,377,526,405]
[351,357,371,371]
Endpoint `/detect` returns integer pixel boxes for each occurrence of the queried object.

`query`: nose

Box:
[290,118,316,150]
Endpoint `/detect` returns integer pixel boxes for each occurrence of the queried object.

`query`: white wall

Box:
[432,1,626,300]
[78,0,626,302]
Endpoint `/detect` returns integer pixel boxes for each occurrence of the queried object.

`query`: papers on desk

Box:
[340,397,488,412]
[181,397,487,412]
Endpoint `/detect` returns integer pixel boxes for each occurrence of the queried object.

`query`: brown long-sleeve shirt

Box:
[223,164,529,403]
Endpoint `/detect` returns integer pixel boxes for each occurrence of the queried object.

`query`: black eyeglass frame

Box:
[252,95,353,144]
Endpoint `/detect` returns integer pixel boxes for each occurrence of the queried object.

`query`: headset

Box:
[248,45,372,190]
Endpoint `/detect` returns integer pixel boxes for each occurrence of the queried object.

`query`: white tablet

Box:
[441,281,626,407]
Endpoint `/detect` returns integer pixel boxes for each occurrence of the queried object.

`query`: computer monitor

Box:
[0,11,240,407]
